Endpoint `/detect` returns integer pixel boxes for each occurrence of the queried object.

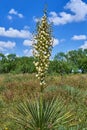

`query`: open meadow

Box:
[0,73,87,129]
[1,0,87,129]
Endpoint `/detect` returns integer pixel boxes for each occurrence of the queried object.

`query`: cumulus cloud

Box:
[53,38,59,46]
[80,41,87,49]
[7,15,12,20]
[23,49,33,57]
[9,9,17,15]
[23,40,33,46]
[65,0,87,21]
[72,35,87,40]
[49,0,87,25]
[49,11,73,25]
[8,8,23,18]
[0,27,32,39]
[0,41,16,52]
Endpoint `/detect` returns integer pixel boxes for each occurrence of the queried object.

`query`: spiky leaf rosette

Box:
[33,12,53,91]
[14,97,76,130]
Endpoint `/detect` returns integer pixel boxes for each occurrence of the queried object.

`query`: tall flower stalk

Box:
[33,10,53,92]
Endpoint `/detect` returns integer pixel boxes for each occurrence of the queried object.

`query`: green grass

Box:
[0,73,87,129]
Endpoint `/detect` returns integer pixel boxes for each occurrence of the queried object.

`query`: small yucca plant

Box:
[14,97,76,130]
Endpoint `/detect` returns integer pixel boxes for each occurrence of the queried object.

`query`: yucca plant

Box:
[14,9,78,130]
[14,97,76,130]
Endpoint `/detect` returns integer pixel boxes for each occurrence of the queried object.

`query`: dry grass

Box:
[0,73,87,129]
[0,73,87,103]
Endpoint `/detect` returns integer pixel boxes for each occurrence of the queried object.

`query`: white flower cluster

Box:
[33,13,53,89]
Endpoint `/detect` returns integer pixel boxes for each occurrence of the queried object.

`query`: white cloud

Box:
[23,26,30,30]
[24,49,33,57]
[72,35,87,40]
[49,0,87,25]
[9,8,23,18]
[9,9,17,15]
[18,13,23,18]
[80,41,87,49]
[65,0,87,21]
[50,12,57,17]
[53,38,59,46]
[0,41,16,51]
[0,27,32,39]
[23,40,33,46]
[7,15,12,20]
[33,16,40,22]
[49,11,73,25]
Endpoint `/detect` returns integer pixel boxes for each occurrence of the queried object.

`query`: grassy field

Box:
[0,73,87,129]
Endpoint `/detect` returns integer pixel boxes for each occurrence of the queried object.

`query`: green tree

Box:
[48,60,72,75]
[15,56,36,73]
[19,57,36,73]
[54,52,67,61]
[79,58,87,73]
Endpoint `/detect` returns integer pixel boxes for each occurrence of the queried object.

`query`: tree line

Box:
[0,48,87,74]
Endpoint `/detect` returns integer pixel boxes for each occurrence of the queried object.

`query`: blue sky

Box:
[0,0,87,58]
